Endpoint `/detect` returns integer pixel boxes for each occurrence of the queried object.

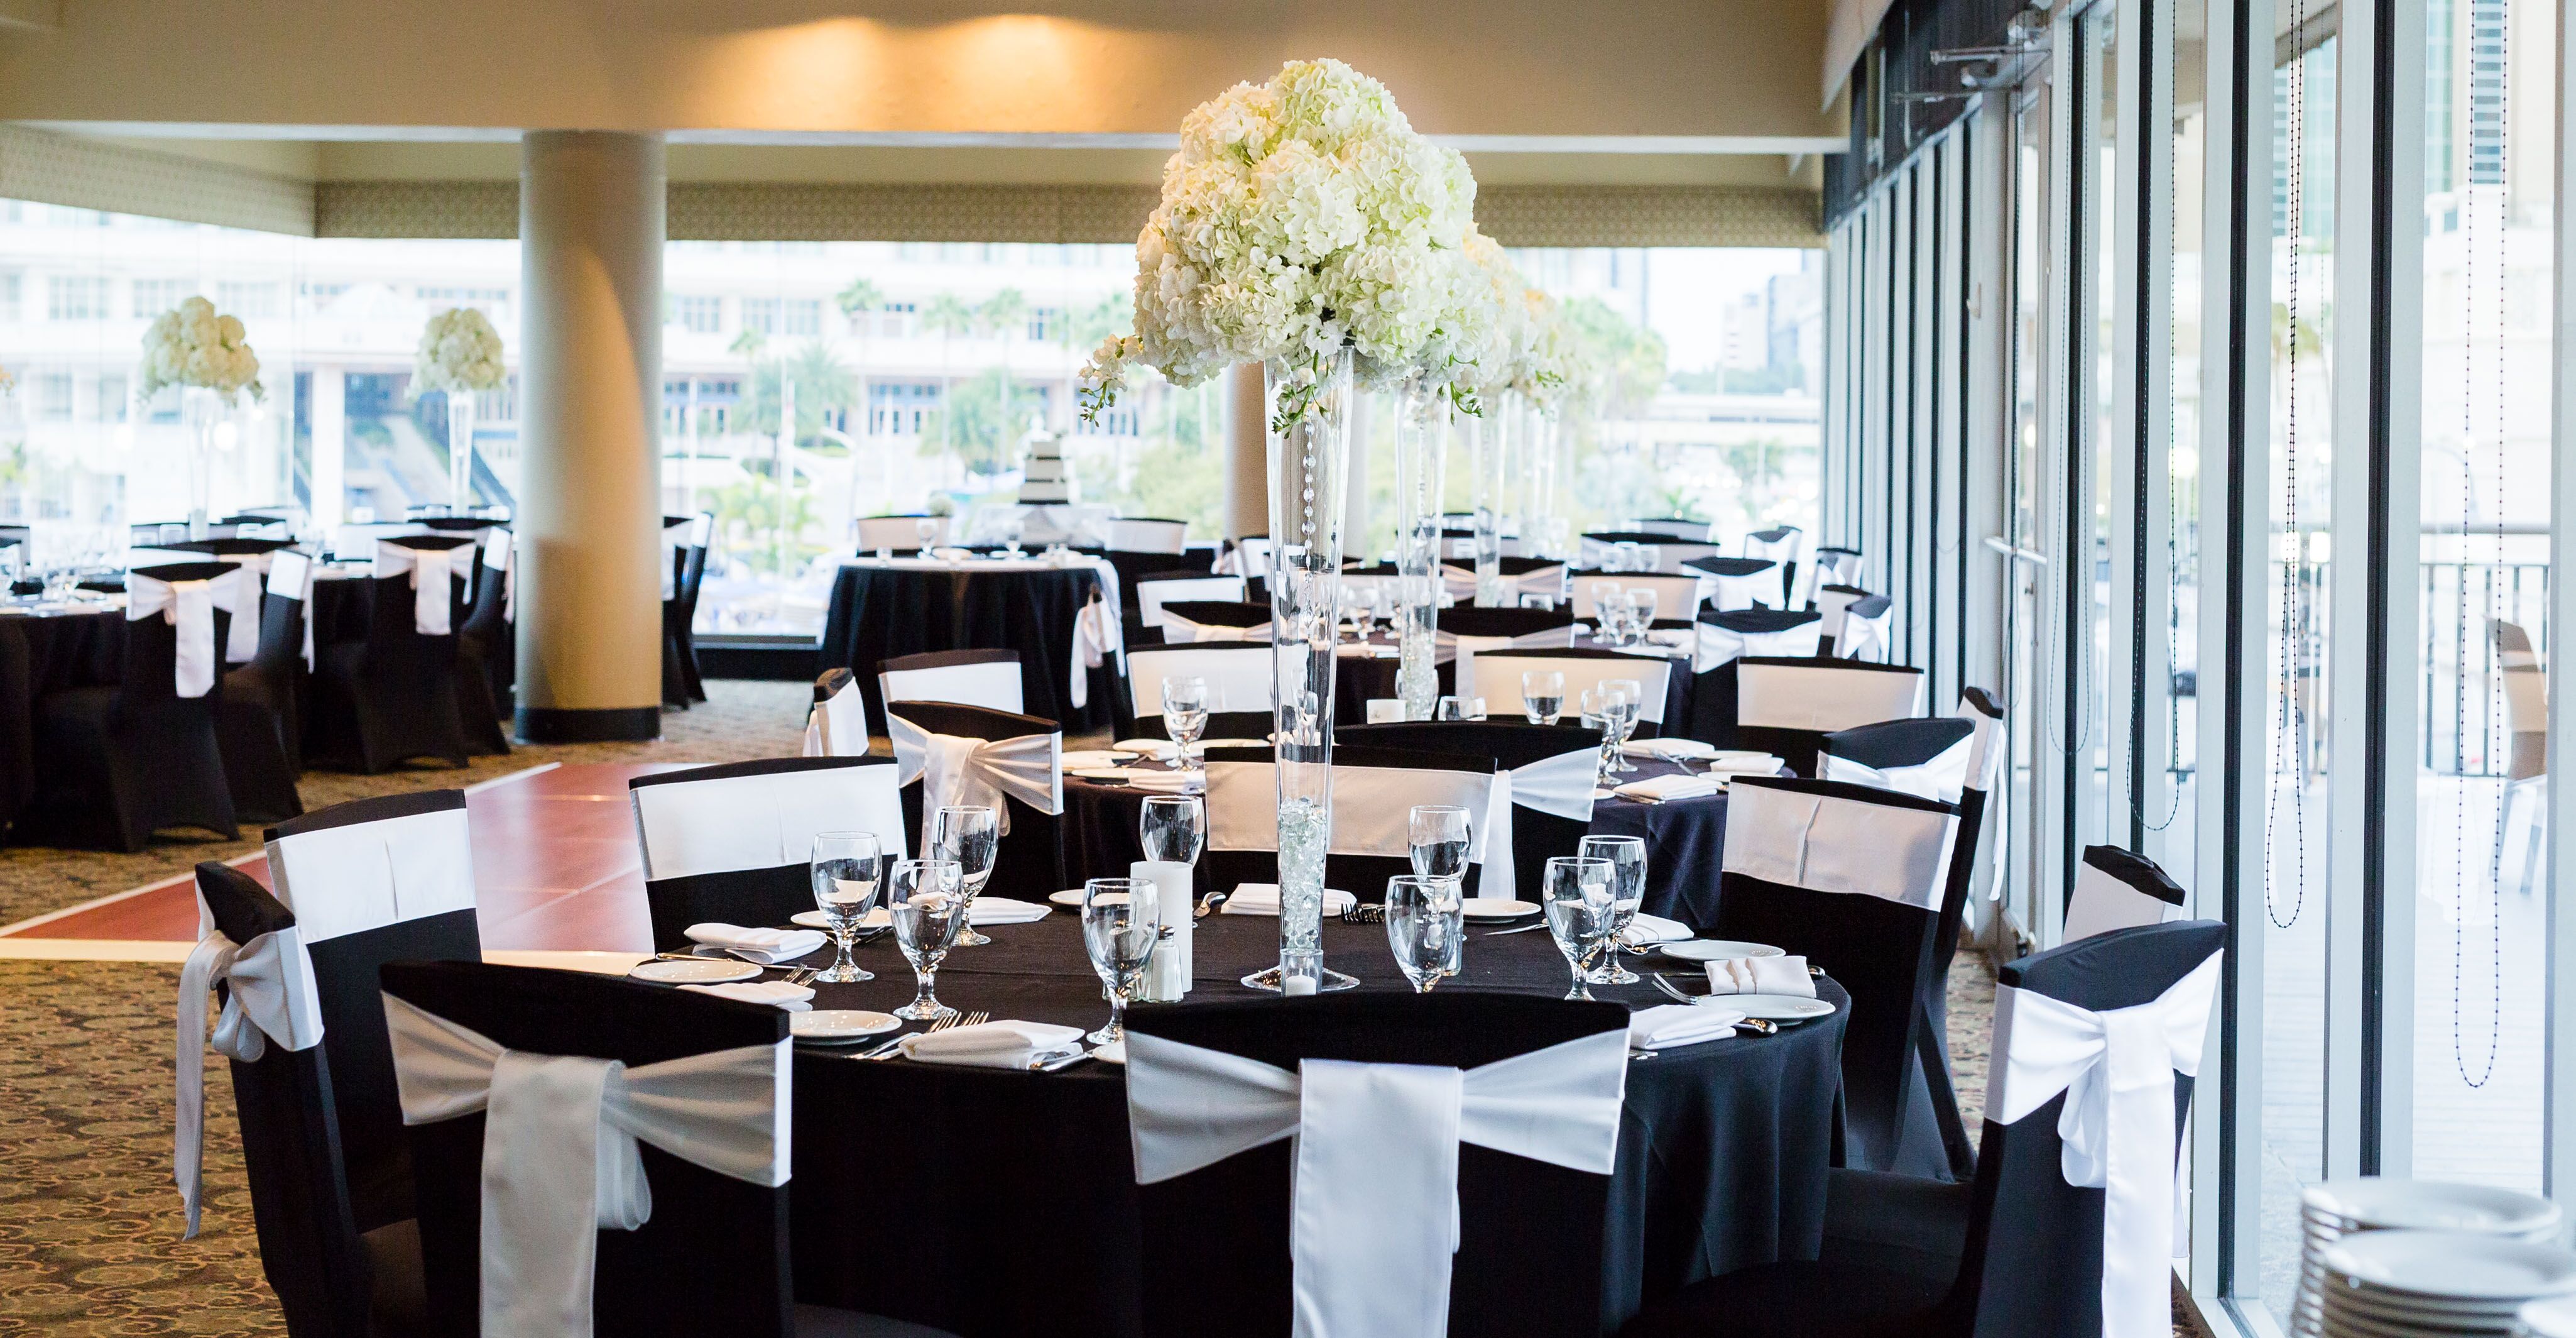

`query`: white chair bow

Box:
[375,541,468,635]
[383,994,791,1338]
[1164,613,1272,644]
[1820,737,1973,803]
[202,552,277,662]
[888,715,1061,852]
[1987,951,2223,1338]
[175,923,324,1237]
[1066,560,1127,708]
[1125,1027,1628,1338]
[1502,748,1600,823]
[129,568,244,698]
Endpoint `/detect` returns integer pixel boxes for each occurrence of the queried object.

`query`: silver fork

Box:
[853,1010,972,1061]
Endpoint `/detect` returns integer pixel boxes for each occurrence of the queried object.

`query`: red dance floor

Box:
[0,762,692,957]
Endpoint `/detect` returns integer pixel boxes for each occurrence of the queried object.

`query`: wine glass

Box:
[1409,804,1472,894]
[887,858,966,1020]
[930,805,1000,947]
[1578,835,1647,984]
[808,831,883,984]
[1080,877,1162,1045]
[1626,588,1661,637]
[1522,670,1565,725]
[914,517,938,554]
[1603,679,1644,773]
[1541,856,1618,1001]
[1578,686,1604,730]
[1384,874,1463,992]
[1588,580,1622,631]
[1161,675,1211,787]
[1139,794,1205,866]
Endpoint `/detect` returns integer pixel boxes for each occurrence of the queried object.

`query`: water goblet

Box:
[1408,805,1472,892]
[1577,835,1647,983]
[1522,670,1565,725]
[1626,588,1661,636]
[1161,675,1211,788]
[1588,581,1623,632]
[915,517,939,554]
[808,831,883,983]
[887,858,966,1020]
[1385,874,1463,992]
[1080,877,1162,1044]
[929,804,1000,946]
[1139,794,1206,867]
[1541,856,1618,1001]
[1602,679,1644,773]
[1578,686,1604,730]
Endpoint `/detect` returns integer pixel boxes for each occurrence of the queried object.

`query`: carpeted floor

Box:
[0,679,2040,1335]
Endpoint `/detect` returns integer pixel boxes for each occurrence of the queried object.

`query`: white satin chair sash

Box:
[1986,952,2224,1338]
[1125,1028,1628,1338]
[1505,748,1601,823]
[128,569,237,698]
[1820,734,1973,803]
[374,542,465,635]
[1065,556,1128,710]
[1721,781,1956,910]
[1205,760,1494,863]
[383,994,791,1338]
[175,925,324,1237]
[1692,620,1825,674]
[888,716,1062,848]
[205,553,276,662]
[1164,613,1272,644]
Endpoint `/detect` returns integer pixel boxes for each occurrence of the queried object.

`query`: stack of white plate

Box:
[2521,1296,2576,1336]
[2315,1231,2576,1337]
[2294,1180,2563,1335]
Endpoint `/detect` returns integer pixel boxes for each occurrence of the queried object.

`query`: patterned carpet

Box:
[0,680,2049,1335]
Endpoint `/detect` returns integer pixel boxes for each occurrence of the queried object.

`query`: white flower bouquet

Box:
[139,296,263,405]
[413,307,508,394]
[1080,58,1483,427]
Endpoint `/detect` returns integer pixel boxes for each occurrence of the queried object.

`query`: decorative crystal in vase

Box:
[446,389,479,513]
[181,387,224,539]
[1245,348,1359,995]
[1469,411,1505,608]
[1392,381,1446,721]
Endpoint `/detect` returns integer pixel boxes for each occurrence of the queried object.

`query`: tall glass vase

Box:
[1524,402,1557,560]
[1248,348,1358,995]
[1470,411,1505,608]
[181,387,224,539]
[1392,381,1446,720]
[446,389,479,513]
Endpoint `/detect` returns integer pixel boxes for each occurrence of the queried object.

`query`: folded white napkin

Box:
[1620,913,1695,947]
[1704,954,1816,998]
[677,979,816,1011]
[900,1019,1086,1068]
[1627,1002,1748,1050]
[1645,628,1695,648]
[1059,750,1125,770]
[1623,737,1718,761]
[1124,771,1198,794]
[1221,884,1358,916]
[931,546,978,561]
[1113,737,1177,755]
[968,896,1054,926]
[1613,775,1722,803]
[684,923,827,964]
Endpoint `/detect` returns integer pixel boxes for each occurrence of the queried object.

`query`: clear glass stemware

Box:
[1602,678,1643,775]
[1080,877,1162,1045]
[887,858,966,1020]
[929,804,1000,947]
[807,830,883,984]
[1408,804,1472,892]
[1385,874,1463,992]
[1578,834,1647,983]
[1162,674,1211,791]
[1541,856,1618,1001]
[1139,794,1206,866]
[1522,669,1565,725]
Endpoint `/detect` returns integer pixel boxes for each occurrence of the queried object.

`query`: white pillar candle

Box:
[1132,860,1194,1001]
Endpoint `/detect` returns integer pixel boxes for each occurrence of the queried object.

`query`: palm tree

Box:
[978,288,1029,476]
[922,292,976,478]
[833,277,885,530]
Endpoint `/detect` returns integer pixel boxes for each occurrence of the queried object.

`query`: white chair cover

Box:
[1439,624,1578,694]
[1503,748,1601,823]
[1569,573,1711,620]
[374,539,470,636]
[1987,951,2223,1338]
[801,676,870,757]
[856,515,946,551]
[1839,600,1894,662]
[1742,526,1803,567]
[1821,732,1973,803]
[174,918,325,1237]
[1066,557,1132,709]
[1698,561,1786,613]
[1722,780,1957,911]
[879,659,1024,716]
[384,994,792,1338]
[2062,847,2190,941]
[1126,645,1274,717]
[1162,611,1273,644]
[1804,548,1864,608]
[1108,518,1189,554]
[1736,661,1925,733]
[1693,616,1826,674]
[888,715,1062,850]
[480,527,517,623]
[1125,1027,1627,1338]
[128,566,249,698]
[631,763,909,879]
[266,804,479,944]
[1472,654,1674,725]
[1206,758,1507,887]
[1136,575,1248,628]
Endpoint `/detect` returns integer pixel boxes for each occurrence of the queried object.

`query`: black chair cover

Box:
[1438,605,1580,639]
[216,572,307,822]
[1467,646,1676,740]
[1118,641,1274,742]
[1125,992,1628,1338]
[1155,598,1273,635]
[1711,776,1960,1180]
[643,862,815,953]
[888,699,1067,893]
[1619,919,2225,1338]
[1730,655,1926,774]
[1197,743,1498,900]
[310,540,476,772]
[1338,720,1597,899]
[663,537,709,708]
[1676,609,1824,746]
[452,551,513,754]
[22,561,238,850]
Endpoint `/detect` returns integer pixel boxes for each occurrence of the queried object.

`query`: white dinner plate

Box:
[1059,750,1125,770]
[1198,738,1269,750]
[628,958,762,984]
[1047,889,1088,908]
[1460,897,1539,921]
[2306,1179,2563,1237]
[791,1010,901,1043]
[1071,766,1137,781]
[1656,939,1788,962]
[1723,994,1838,1022]
[791,908,890,930]
[1110,738,1172,755]
[1624,738,1718,760]
[2327,1232,2576,1301]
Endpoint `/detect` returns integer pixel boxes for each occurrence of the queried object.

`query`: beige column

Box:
[515,130,665,742]
[1225,361,1268,540]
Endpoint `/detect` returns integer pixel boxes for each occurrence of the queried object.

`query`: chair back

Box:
[630,755,909,879]
[1568,571,1708,620]
[458,530,512,639]
[876,649,1025,733]
[856,513,946,552]
[1471,649,1675,727]
[1159,600,1273,643]
[1716,776,1960,1178]
[1946,919,2225,1337]
[888,699,1067,892]
[0,522,26,576]
[1136,574,1247,628]
[192,860,377,1336]
[1681,610,1828,744]
[804,667,871,757]
[1125,642,1274,718]
[1624,517,1714,541]
[2061,844,2189,941]
[1683,556,1787,612]
[1804,547,1864,608]
[1337,721,1597,899]
[2498,619,2548,779]
[1742,524,1803,565]
[265,790,483,1231]
[249,550,311,674]
[1203,745,1504,898]
[1734,657,1925,773]
[372,535,476,645]
[1579,532,1726,572]
[1123,992,1627,1338]
[380,960,800,1338]
[1439,606,1579,640]
[124,561,246,703]
[1108,517,1190,554]
[1818,716,1974,801]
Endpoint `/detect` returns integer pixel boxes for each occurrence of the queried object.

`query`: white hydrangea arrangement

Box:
[1079,58,1482,429]
[138,296,263,405]
[414,307,508,394]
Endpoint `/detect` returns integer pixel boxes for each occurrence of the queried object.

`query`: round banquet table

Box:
[819,557,1120,731]
[1061,755,1734,930]
[780,908,1847,1337]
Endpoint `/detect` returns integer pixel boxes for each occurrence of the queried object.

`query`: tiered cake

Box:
[1020,432,1074,504]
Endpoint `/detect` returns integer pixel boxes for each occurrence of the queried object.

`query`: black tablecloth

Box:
[0,605,125,831]
[1061,757,1733,931]
[818,561,1118,731]
[781,908,1845,1336]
